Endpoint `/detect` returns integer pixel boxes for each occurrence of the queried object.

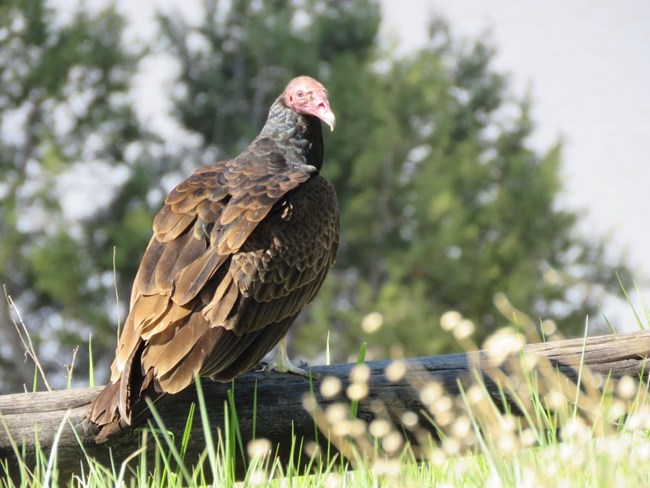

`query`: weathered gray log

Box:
[1,329,649,480]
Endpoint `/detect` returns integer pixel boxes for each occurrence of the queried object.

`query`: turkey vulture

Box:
[90,76,339,437]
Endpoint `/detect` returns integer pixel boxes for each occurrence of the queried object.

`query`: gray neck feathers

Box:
[259,96,324,170]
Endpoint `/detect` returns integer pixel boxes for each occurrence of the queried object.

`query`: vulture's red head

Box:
[283,76,336,131]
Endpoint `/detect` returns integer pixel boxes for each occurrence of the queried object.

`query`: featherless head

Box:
[282,76,336,131]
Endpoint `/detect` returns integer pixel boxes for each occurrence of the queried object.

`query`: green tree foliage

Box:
[0,0,141,389]
[155,1,630,361]
[318,32,630,360]
[0,0,631,390]
[157,0,380,153]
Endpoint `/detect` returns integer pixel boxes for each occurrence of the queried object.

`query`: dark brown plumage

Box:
[89,76,339,438]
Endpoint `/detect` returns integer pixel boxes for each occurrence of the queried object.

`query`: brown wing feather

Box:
[153,229,207,291]
[131,237,165,300]
[172,251,229,305]
[140,302,192,340]
[157,327,234,393]
[140,313,209,379]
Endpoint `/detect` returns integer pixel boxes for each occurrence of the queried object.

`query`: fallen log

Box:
[1,329,649,480]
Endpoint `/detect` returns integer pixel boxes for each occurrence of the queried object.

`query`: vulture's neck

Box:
[259,97,325,171]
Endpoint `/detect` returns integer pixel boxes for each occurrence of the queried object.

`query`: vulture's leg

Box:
[266,337,320,379]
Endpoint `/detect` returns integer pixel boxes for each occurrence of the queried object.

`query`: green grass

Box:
[3,304,650,487]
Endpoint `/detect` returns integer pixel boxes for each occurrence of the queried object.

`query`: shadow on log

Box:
[1,330,649,480]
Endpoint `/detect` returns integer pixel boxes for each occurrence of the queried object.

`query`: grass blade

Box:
[145,397,193,486]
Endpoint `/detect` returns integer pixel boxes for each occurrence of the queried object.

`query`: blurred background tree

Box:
[0,0,630,391]
[0,0,148,390]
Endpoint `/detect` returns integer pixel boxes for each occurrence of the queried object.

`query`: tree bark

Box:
[1,329,649,481]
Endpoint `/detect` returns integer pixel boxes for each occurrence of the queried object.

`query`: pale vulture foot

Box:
[264,337,320,380]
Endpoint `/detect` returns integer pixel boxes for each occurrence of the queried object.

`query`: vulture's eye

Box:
[296,89,304,98]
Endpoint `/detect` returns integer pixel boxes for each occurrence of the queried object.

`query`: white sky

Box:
[381,0,650,328]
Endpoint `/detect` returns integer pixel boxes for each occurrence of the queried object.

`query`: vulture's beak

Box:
[312,94,335,132]
[322,111,336,132]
